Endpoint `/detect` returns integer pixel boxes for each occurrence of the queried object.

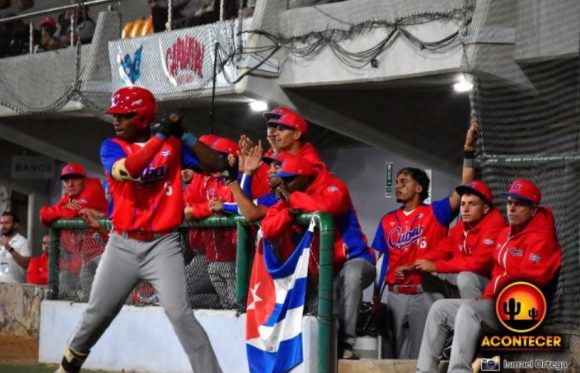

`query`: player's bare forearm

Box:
[192,141,226,172]
[450,120,478,211]
[229,182,266,221]
[9,248,29,269]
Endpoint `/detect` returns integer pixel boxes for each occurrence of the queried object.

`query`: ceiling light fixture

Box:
[453,74,473,93]
[249,101,268,112]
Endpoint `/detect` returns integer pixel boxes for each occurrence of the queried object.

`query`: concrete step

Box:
[338,359,417,373]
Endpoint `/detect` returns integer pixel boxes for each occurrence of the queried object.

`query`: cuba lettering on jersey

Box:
[372,198,455,287]
[100,137,199,232]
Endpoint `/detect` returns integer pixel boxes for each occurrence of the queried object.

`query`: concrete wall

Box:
[0,283,48,337]
[319,144,461,241]
[40,301,321,373]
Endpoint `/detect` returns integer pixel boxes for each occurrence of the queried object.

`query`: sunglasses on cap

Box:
[267,123,295,131]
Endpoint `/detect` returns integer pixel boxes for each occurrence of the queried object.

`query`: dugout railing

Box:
[47,213,334,373]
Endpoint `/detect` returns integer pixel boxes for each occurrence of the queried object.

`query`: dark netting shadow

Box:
[473,56,580,330]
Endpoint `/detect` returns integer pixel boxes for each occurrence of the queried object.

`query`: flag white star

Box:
[247,282,263,310]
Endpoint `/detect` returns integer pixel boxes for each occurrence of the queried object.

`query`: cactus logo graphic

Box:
[496,282,547,333]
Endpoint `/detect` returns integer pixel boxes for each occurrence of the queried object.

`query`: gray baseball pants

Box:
[208,261,237,309]
[416,298,500,373]
[333,258,376,346]
[382,291,436,359]
[68,232,222,373]
[423,272,490,299]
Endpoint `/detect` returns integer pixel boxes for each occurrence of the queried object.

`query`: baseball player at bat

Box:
[56,86,225,373]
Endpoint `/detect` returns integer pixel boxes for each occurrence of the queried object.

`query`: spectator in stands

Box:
[184,136,239,309]
[0,211,31,284]
[243,0,256,17]
[414,180,507,299]
[39,16,63,51]
[261,154,376,360]
[0,19,12,58]
[27,234,50,285]
[371,122,477,359]
[8,19,32,56]
[39,162,108,301]
[416,179,562,373]
[57,1,96,46]
[149,0,240,32]
[240,106,324,199]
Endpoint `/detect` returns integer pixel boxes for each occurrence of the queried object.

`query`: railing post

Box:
[47,226,60,300]
[236,220,250,308]
[316,212,335,373]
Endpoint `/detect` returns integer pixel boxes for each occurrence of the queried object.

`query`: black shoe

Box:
[339,342,360,360]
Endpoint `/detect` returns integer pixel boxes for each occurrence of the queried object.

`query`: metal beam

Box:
[0,124,101,173]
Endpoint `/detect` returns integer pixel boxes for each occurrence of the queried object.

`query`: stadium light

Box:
[249,100,268,112]
[453,74,473,93]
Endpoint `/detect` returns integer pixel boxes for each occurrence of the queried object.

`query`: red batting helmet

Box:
[106,86,157,130]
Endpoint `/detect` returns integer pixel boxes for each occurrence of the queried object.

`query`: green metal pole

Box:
[47,226,60,300]
[298,213,334,373]
[316,212,335,373]
[236,221,250,308]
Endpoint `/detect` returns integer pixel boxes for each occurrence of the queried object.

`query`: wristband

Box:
[464,150,476,159]
[463,158,475,168]
[181,132,198,148]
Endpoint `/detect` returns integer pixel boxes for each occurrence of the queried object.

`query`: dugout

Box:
[1,0,580,370]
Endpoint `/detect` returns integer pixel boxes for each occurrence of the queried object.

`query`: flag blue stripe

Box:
[247,333,303,373]
[262,277,308,327]
[264,230,313,279]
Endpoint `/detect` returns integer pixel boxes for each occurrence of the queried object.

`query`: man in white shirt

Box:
[0,211,31,283]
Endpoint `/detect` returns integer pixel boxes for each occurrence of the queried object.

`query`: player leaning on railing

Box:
[56,86,225,373]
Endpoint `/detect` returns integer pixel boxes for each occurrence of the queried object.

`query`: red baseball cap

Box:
[40,17,57,28]
[60,163,86,179]
[211,137,240,157]
[456,180,493,205]
[263,106,308,135]
[199,134,219,146]
[275,154,315,178]
[262,151,292,165]
[502,179,541,205]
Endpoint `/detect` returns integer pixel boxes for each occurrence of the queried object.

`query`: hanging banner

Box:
[108,19,251,95]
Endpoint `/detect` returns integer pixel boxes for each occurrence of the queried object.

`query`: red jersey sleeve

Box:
[287,180,349,215]
[250,163,272,199]
[184,175,212,219]
[262,202,293,239]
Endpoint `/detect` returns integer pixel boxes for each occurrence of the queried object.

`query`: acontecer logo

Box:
[496,281,546,333]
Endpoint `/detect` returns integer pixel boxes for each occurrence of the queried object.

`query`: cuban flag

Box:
[246,221,314,373]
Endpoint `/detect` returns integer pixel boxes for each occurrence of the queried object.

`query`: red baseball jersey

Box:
[184,173,237,262]
[372,198,455,287]
[100,136,200,231]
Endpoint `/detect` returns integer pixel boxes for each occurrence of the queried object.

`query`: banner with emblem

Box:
[246,221,314,373]
[108,19,251,95]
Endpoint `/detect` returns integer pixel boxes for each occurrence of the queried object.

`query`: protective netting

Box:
[56,228,241,310]
[0,0,247,115]
[58,229,106,302]
[469,2,580,331]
